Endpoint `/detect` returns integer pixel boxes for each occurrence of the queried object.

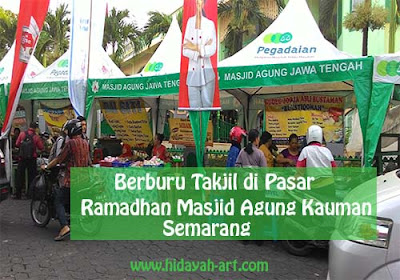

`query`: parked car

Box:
[327,169,400,279]
[0,145,10,202]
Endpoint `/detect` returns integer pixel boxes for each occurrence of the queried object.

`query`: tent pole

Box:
[155,97,160,134]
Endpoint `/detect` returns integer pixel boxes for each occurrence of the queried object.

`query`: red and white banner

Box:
[179,0,220,111]
[0,0,50,138]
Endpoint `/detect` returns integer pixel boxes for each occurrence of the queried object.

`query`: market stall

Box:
[87,0,389,166]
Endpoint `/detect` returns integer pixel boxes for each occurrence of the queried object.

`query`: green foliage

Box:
[34,4,70,67]
[142,9,183,47]
[103,8,144,67]
[143,11,172,46]
[319,0,338,44]
[0,7,17,60]
[343,2,388,31]
[218,0,273,57]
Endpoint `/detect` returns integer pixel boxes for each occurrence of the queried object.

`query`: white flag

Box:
[68,0,91,117]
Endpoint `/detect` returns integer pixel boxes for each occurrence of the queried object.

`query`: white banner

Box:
[68,0,91,117]
[373,53,400,84]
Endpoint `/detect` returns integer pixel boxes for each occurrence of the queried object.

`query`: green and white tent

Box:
[87,0,390,166]
[0,43,44,122]
[215,0,390,167]
[137,17,182,78]
[20,47,125,101]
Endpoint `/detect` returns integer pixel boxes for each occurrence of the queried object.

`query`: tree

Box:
[34,4,70,66]
[0,8,17,60]
[388,0,400,52]
[343,1,388,56]
[218,0,274,57]
[143,11,172,46]
[319,0,338,45]
[103,8,144,67]
[142,9,184,46]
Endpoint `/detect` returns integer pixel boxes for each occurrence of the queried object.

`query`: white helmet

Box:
[306,125,323,144]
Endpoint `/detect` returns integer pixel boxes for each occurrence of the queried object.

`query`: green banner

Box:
[364,82,394,167]
[0,84,6,123]
[219,58,372,89]
[71,167,377,241]
[20,81,69,100]
[86,58,373,101]
[189,111,211,167]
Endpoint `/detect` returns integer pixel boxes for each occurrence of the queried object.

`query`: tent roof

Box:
[219,0,351,67]
[134,17,182,77]
[0,43,44,84]
[29,48,125,83]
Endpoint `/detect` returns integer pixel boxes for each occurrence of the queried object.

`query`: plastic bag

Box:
[30,173,46,200]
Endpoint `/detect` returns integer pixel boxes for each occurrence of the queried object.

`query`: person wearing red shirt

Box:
[43,119,90,241]
[14,122,44,199]
[152,133,169,162]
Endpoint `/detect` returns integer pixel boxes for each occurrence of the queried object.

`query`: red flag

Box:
[0,0,50,137]
[179,0,220,111]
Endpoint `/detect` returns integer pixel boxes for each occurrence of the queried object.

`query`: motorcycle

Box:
[30,165,103,236]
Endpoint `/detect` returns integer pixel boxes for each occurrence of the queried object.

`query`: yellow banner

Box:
[100,99,153,148]
[42,106,75,128]
[265,95,344,143]
[169,118,213,146]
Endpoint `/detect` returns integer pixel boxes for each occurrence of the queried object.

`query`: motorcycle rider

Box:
[42,119,90,241]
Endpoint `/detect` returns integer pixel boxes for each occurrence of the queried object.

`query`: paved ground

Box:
[0,199,328,280]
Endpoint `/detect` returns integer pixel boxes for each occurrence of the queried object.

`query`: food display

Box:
[143,156,165,167]
[99,156,165,168]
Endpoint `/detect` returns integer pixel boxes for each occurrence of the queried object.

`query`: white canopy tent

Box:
[218,0,355,130]
[0,43,44,123]
[20,47,125,101]
[88,0,385,165]
[0,43,44,84]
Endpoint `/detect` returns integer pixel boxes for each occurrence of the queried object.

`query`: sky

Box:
[0,0,184,28]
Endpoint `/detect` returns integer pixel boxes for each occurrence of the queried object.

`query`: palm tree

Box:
[218,0,273,57]
[388,0,400,52]
[319,0,338,45]
[143,11,172,46]
[343,0,387,55]
[34,4,70,66]
[0,8,17,60]
[103,8,144,67]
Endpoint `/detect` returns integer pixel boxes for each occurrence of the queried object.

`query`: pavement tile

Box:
[1,200,328,280]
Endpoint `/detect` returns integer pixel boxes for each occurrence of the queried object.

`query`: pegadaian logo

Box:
[0,67,4,75]
[263,32,293,44]
[57,59,68,68]
[144,61,164,73]
[377,60,400,77]
[258,32,317,56]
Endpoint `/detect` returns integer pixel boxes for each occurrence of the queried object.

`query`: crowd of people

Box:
[10,117,91,241]
[9,118,336,242]
[227,124,335,169]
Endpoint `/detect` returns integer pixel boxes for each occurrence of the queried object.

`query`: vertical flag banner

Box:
[179,0,220,111]
[0,0,50,138]
[69,0,92,117]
